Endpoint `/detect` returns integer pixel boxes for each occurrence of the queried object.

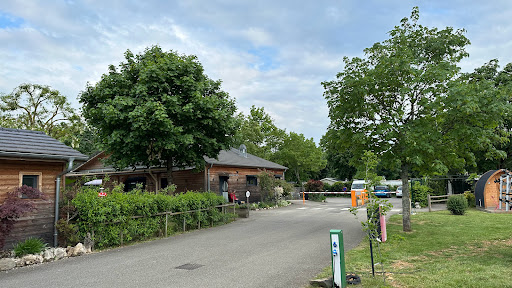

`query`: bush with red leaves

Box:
[304,179,324,192]
[0,186,46,249]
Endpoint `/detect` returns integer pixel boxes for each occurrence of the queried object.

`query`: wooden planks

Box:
[0,159,65,248]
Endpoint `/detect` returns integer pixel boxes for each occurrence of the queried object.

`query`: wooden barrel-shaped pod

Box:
[475,169,509,209]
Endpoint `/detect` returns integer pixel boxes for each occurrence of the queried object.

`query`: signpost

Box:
[246,191,250,216]
[330,230,347,288]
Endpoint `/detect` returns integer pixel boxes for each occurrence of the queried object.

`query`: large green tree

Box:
[463,60,512,172]
[234,105,286,160]
[320,130,357,180]
[323,7,509,231]
[0,83,77,138]
[80,46,239,184]
[273,132,326,185]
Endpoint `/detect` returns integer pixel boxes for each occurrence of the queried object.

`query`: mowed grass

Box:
[314,209,512,288]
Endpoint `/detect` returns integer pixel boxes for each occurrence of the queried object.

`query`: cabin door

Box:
[219,176,229,201]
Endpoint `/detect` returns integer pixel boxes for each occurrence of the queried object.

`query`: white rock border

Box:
[0,243,90,272]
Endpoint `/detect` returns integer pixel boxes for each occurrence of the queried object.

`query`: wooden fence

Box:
[427,194,449,212]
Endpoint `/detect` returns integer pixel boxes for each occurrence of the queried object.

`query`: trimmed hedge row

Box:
[70,185,229,248]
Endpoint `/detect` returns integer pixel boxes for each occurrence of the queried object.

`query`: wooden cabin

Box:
[0,128,88,248]
[67,145,287,202]
[475,169,511,209]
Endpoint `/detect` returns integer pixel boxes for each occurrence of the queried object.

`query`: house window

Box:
[246,175,257,186]
[19,172,42,190]
[19,172,42,198]
[22,175,39,188]
[124,177,146,192]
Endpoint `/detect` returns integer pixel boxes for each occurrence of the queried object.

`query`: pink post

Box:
[379,205,387,242]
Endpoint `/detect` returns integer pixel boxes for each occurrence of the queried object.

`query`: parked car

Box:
[396,186,402,198]
[374,185,390,198]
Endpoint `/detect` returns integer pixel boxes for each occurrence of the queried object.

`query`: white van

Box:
[351,180,368,192]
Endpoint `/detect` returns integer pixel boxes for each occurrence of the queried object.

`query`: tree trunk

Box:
[295,169,302,191]
[401,163,412,232]
[166,156,174,187]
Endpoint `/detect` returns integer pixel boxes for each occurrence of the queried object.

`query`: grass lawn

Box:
[313,209,512,288]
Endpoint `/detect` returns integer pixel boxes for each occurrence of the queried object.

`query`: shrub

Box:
[331,181,350,192]
[308,193,326,202]
[0,186,46,249]
[447,194,469,215]
[259,170,293,200]
[13,237,47,257]
[278,180,294,198]
[464,191,476,208]
[69,185,227,249]
[157,184,177,195]
[56,219,80,247]
[304,180,323,192]
[322,182,332,192]
[412,182,432,207]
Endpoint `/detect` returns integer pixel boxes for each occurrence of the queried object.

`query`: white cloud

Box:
[1,0,512,144]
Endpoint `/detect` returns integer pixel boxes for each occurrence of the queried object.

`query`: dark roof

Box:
[0,127,88,161]
[204,148,287,170]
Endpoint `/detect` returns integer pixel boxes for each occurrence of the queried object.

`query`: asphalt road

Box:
[0,197,403,288]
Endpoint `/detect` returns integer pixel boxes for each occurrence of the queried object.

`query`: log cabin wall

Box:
[172,169,205,193]
[207,166,285,202]
[0,159,66,248]
[87,169,205,194]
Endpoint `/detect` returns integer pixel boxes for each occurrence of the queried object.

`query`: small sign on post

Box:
[246,191,250,217]
[98,188,106,197]
[330,229,347,288]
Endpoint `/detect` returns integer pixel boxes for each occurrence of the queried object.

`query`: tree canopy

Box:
[234,105,286,160]
[79,46,239,184]
[464,60,512,172]
[0,83,77,138]
[322,7,510,231]
[273,132,326,185]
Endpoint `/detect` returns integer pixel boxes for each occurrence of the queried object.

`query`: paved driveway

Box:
[0,198,403,288]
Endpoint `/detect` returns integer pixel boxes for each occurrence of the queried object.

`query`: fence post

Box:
[428,194,431,212]
[183,217,186,232]
[165,214,168,237]
[120,229,123,246]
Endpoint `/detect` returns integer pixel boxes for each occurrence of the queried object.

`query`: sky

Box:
[1,1,511,144]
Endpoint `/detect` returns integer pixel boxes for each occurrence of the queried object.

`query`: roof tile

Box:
[0,127,88,161]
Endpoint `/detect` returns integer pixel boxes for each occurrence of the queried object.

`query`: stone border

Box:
[0,243,91,272]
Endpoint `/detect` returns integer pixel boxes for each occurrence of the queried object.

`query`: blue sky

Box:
[1,1,511,144]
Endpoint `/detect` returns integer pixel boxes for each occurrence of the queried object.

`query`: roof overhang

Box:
[0,151,88,162]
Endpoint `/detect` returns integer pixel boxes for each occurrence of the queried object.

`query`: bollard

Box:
[330,229,347,288]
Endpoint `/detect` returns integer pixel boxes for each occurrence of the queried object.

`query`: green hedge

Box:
[71,185,228,248]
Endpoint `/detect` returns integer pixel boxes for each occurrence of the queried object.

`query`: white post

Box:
[506,174,510,211]
[499,176,504,210]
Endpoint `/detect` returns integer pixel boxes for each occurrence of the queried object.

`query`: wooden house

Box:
[67,145,287,202]
[475,169,511,210]
[0,128,88,248]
